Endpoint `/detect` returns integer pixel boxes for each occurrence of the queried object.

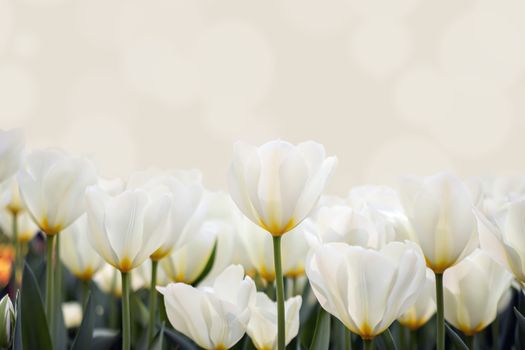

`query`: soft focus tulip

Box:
[306,241,426,339]
[127,169,203,260]
[133,259,169,289]
[85,186,172,272]
[397,269,436,330]
[400,172,478,273]
[93,264,144,297]
[237,217,309,282]
[161,227,216,284]
[247,293,302,350]
[444,249,512,335]
[60,214,105,280]
[304,205,391,249]
[0,177,24,215]
[0,129,24,185]
[62,302,83,329]
[228,140,337,237]
[0,295,14,348]
[158,265,256,350]
[476,199,525,282]
[17,149,97,235]
[0,210,38,243]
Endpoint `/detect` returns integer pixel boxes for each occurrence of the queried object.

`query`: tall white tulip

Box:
[0,129,24,185]
[158,265,256,350]
[86,186,172,350]
[397,269,436,330]
[247,293,302,350]
[305,241,426,340]
[0,210,38,243]
[228,140,336,350]
[228,140,336,237]
[444,250,512,336]
[60,214,105,281]
[476,199,525,283]
[400,172,478,350]
[17,148,97,338]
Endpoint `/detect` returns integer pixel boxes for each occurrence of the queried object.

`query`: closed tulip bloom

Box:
[444,250,512,335]
[400,172,478,273]
[0,129,24,185]
[127,169,203,260]
[228,140,337,237]
[306,241,426,340]
[161,227,217,284]
[247,293,302,350]
[0,295,14,348]
[476,199,525,282]
[62,302,82,329]
[85,186,172,272]
[17,149,97,235]
[398,269,436,330]
[60,214,105,280]
[238,218,309,282]
[158,265,256,350]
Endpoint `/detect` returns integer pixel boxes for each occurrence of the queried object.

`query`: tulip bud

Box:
[0,295,14,348]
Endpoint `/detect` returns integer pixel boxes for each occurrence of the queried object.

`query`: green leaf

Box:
[309,308,331,350]
[131,291,149,327]
[150,322,165,350]
[515,307,525,333]
[445,324,469,350]
[20,262,52,350]
[71,293,95,350]
[164,327,198,350]
[192,239,218,286]
[13,291,21,350]
[241,335,257,350]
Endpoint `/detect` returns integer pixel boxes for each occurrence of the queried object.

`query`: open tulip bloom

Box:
[228,140,336,350]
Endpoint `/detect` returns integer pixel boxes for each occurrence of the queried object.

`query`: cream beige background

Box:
[1,0,524,194]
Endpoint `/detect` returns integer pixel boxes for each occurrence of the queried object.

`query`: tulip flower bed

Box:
[1,128,525,350]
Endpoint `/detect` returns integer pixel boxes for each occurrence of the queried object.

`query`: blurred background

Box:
[1,0,524,194]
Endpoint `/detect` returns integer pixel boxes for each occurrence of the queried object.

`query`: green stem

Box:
[466,335,474,350]
[147,259,158,347]
[399,325,405,349]
[345,328,352,350]
[12,212,19,288]
[491,316,499,350]
[121,272,131,350]
[45,235,55,342]
[273,236,285,350]
[82,280,90,308]
[292,277,298,296]
[435,272,444,350]
[410,329,418,350]
[363,339,374,350]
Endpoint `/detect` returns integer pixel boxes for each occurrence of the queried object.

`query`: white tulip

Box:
[127,168,203,260]
[303,205,386,249]
[228,140,337,236]
[399,172,478,273]
[476,199,525,283]
[0,177,24,215]
[93,264,144,297]
[0,295,14,348]
[0,210,38,243]
[161,226,216,285]
[158,265,256,350]
[397,269,436,330]
[444,249,512,335]
[17,149,97,235]
[238,217,310,282]
[306,241,426,339]
[133,259,169,289]
[85,186,172,272]
[60,214,105,280]
[62,302,83,329]
[0,129,24,185]
[247,293,302,350]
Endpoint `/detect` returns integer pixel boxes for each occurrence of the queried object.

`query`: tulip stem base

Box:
[121,271,131,350]
[45,235,55,344]
[435,272,444,350]
[12,212,20,288]
[273,236,285,350]
[54,233,62,340]
[345,329,352,350]
[363,339,374,350]
[147,259,158,347]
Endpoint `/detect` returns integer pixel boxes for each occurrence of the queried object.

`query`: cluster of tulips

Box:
[1,127,525,350]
